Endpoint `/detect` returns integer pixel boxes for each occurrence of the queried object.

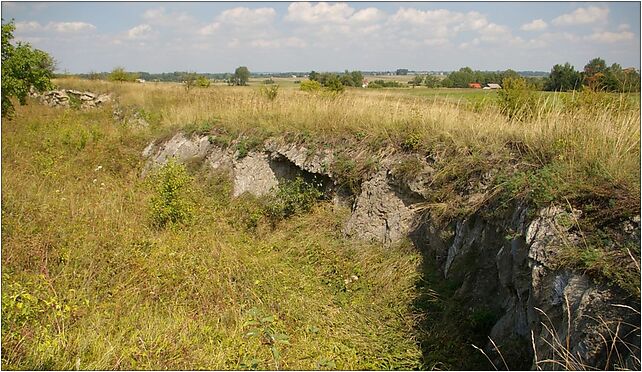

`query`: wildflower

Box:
[94,165,103,171]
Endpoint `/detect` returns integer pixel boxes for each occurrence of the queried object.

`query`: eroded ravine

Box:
[144,131,641,370]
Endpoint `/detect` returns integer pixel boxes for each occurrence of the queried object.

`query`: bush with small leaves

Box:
[149,160,195,228]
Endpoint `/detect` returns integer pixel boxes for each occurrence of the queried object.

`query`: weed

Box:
[264,177,323,223]
[260,84,279,101]
[148,159,195,228]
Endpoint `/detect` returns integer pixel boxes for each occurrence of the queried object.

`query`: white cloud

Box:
[249,37,307,49]
[283,36,307,48]
[49,22,96,33]
[218,7,276,26]
[521,19,548,31]
[552,6,609,26]
[15,21,43,33]
[142,7,194,27]
[285,2,354,24]
[127,24,152,39]
[350,7,385,23]
[198,22,221,36]
[586,30,634,43]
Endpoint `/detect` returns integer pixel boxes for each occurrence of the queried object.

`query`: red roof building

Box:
[468,82,482,89]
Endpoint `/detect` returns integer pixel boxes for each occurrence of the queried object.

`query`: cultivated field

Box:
[2,78,640,369]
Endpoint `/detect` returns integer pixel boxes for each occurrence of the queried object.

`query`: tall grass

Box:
[53,78,640,193]
[2,102,425,369]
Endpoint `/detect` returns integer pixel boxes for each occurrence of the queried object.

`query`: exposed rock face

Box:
[143,133,333,198]
[34,89,112,109]
[143,132,640,370]
[344,170,418,245]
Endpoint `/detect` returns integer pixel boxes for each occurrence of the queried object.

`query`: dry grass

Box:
[53,77,641,192]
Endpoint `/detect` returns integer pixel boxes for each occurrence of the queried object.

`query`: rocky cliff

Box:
[143,132,640,370]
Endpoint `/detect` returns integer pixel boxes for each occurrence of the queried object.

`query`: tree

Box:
[396,68,408,75]
[233,66,250,86]
[323,75,344,93]
[583,57,607,89]
[424,75,440,88]
[109,66,138,82]
[351,70,364,87]
[409,75,424,88]
[545,63,582,91]
[2,19,54,117]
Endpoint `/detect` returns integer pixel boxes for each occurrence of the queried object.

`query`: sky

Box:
[2,1,640,73]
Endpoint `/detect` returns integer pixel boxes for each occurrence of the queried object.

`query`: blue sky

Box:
[2,1,640,73]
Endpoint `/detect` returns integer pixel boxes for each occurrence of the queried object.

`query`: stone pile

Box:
[36,89,112,109]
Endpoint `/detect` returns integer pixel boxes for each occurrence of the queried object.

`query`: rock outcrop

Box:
[32,89,112,109]
[143,131,640,370]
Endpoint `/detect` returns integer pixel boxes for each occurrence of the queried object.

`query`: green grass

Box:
[3,78,640,369]
[2,103,431,370]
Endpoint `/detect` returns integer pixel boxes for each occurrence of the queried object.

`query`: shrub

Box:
[196,76,211,88]
[149,160,195,228]
[264,177,323,222]
[300,80,322,92]
[496,77,537,120]
[260,84,279,101]
[263,78,275,85]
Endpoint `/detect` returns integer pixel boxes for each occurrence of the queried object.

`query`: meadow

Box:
[2,78,640,369]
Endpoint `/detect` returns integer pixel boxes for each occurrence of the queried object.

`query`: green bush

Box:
[264,177,323,222]
[149,160,195,228]
[497,77,537,120]
[196,76,211,88]
[300,80,322,92]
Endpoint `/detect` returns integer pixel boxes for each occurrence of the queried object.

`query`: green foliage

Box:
[196,76,210,87]
[263,78,275,84]
[108,66,138,82]
[496,77,538,120]
[235,137,262,159]
[242,307,291,369]
[1,19,54,117]
[323,75,344,93]
[260,84,279,101]
[441,67,513,88]
[149,160,195,228]
[409,75,425,88]
[401,132,423,151]
[264,177,323,222]
[424,75,441,88]
[545,63,582,91]
[233,66,250,86]
[300,79,322,92]
[367,79,404,88]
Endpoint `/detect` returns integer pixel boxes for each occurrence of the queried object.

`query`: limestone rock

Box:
[344,170,417,245]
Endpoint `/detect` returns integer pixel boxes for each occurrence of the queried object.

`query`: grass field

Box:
[2,78,640,369]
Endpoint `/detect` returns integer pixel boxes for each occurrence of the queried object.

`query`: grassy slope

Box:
[2,80,640,369]
[1,103,428,370]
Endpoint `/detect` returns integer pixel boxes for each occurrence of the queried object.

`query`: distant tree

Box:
[324,75,344,93]
[2,19,55,117]
[583,57,607,89]
[233,66,250,86]
[309,70,319,82]
[396,68,409,76]
[621,68,641,92]
[182,72,198,91]
[424,75,440,88]
[351,70,364,87]
[545,63,582,91]
[340,71,355,87]
[109,66,138,82]
[409,75,424,88]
